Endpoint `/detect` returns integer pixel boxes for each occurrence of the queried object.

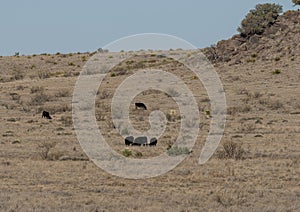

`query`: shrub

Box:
[274,56,281,61]
[10,93,20,101]
[216,140,245,160]
[60,116,73,127]
[122,149,132,157]
[269,100,283,110]
[292,0,300,6]
[38,71,50,79]
[98,90,111,99]
[29,91,51,105]
[251,53,257,58]
[246,58,256,63]
[238,3,283,37]
[13,70,24,80]
[55,89,70,97]
[273,69,281,74]
[31,86,44,93]
[167,146,190,156]
[167,88,180,97]
[37,141,56,160]
[134,151,143,158]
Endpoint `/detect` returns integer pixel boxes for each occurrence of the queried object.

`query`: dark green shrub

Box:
[238,3,283,37]
[292,0,300,6]
[274,56,280,61]
[122,149,132,157]
[273,69,281,74]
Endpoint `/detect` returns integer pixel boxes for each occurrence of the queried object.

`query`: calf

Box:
[149,137,158,146]
[42,111,52,119]
[135,102,147,110]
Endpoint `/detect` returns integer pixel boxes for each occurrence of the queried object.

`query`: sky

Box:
[0,0,296,56]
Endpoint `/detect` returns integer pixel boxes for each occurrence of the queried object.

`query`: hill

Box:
[203,10,300,65]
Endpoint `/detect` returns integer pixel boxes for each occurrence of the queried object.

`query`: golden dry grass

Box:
[0,47,299,211]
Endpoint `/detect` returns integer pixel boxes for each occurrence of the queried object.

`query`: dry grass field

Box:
[0,10,299,212]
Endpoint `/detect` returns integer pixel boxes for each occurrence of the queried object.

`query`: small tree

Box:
[292,0,300,6]
[238,3,283,37]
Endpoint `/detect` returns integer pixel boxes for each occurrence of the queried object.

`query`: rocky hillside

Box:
[203,10,300,65]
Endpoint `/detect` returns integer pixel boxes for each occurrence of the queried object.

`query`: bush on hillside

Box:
[238,3,283,37]
[292,0,300,6]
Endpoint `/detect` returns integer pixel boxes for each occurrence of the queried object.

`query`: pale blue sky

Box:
[0,0,295,55]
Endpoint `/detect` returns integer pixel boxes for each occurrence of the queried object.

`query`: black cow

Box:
[42,111,52,119]
[135,102,147,110]
[125,136,134,146]
[149,137,157,146]
[132,136,147,146]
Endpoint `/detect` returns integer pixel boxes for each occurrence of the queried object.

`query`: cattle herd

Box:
[41,102,158,146]
[125,136,157,146]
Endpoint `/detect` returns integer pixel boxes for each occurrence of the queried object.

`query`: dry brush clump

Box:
[12,69,25,80]
[54,89,71,97]
[10,92,21,101]
[31,86,45,93]
[37,140,56,160]
[29,91,52,106]
[60,115,73,127]
[38,70,50,79]
[227,105,252,115]
[216,140,245,160]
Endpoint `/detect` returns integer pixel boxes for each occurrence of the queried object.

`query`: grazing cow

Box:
[132,136,147,146]
[149,137,158,146]
[42,111,52,119]
[135,102,147,110]
[125,136,134,146]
